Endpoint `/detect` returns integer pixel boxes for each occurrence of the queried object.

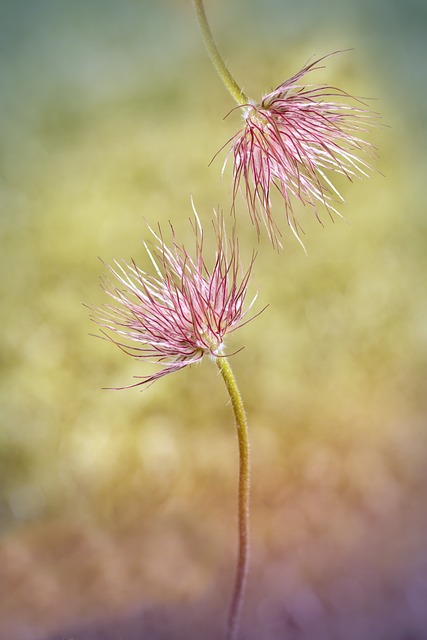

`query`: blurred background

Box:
[0,0,426,638]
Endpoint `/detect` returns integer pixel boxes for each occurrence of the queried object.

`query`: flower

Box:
[90,211,259,387]
[223,53,378,248]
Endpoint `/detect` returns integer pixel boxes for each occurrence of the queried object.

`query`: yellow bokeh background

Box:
[0,1,426,638]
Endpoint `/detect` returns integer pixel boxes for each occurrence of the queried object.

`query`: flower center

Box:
[201,331,224,357]
[244,103,269,129]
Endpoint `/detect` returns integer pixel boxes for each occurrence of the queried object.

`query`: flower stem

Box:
[193,0,248,105]
[216,355,250,640]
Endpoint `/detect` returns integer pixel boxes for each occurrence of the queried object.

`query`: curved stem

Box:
[216,355,250,640]
[193,0,249,105]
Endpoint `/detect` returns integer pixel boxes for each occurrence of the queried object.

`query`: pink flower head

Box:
[224,53,378,248]
[90,211,259,388]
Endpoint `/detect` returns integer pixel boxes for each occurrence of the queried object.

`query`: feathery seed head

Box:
[90,211,259,388]
[224,53,378,248]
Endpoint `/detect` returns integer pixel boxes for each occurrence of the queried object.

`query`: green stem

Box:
[193,0,249,105]
[216,355,250,640]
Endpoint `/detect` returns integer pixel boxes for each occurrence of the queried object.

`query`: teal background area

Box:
[0,1,426,639]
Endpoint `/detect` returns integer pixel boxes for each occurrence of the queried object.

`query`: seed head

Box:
[223,53,378,249]
[90,211,259,387]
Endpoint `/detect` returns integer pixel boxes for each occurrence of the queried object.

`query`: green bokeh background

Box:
[0,1,426,638]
